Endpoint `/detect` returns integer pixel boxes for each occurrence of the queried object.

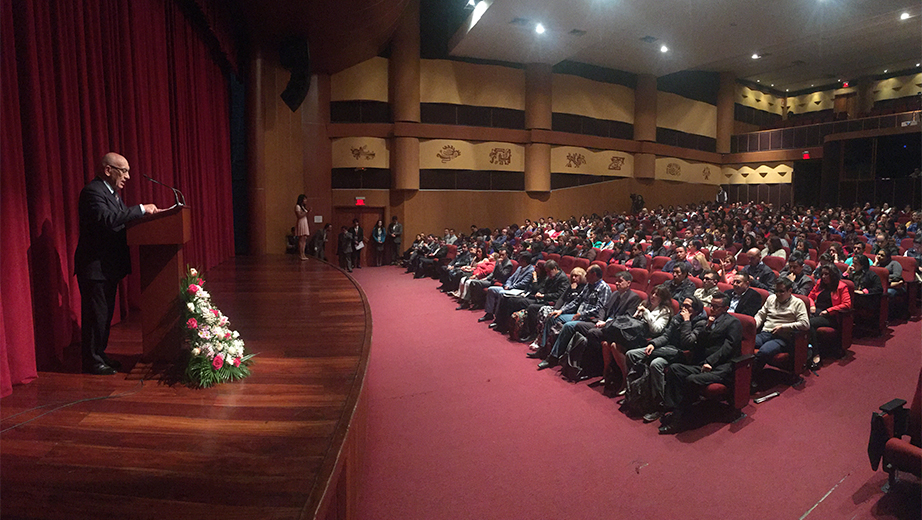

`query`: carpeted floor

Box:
[352,266,921,520]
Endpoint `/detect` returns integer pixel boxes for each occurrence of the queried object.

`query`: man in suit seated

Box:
[725,272,762,316]
[661,244,691,274]
[466,248,513,310]
[493,259,568,334]
[625,295,708,423]
[437,242,473,292]
[659,292,741,434]
[415,238,449,279]
[742,248,777,290]
[778,257,814,296]
[480,253,534,323]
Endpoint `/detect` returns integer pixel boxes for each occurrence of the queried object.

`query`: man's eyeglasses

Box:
[107,165,129,174]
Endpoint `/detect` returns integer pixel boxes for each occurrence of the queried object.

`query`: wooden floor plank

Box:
[1,256,371,520]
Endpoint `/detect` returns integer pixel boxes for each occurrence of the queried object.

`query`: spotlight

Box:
[900,12,910,20]
[752,53,760,59]
[535,23,545,34]
[660,45,668,53]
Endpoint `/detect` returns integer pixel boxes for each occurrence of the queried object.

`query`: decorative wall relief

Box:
[489,148,512,165]
[666,163,681,176]
[350,145,376,160]
[566,153,587,168]
[702,166,711,180]
[608,156,625,170]
[437,145,461,163]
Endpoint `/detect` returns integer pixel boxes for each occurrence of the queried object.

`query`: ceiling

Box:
[448,0,922,93]
[231,0,921,95]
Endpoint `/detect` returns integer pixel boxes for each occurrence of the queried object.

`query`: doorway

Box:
[332,206,385,268]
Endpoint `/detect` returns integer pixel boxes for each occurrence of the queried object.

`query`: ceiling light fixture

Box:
[900,12,910,20]
[660,45,668,53]
[883,69,888,73]
[535,23,545,34]
[752,53,760,59]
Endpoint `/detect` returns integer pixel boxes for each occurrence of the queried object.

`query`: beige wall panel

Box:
[550,146,634,177]
[869,73,922,101]
[419,139,525,171]
[721,162,793,184]
[657,92,717,137]
[551,74,635,123]
[787,89,835,114]
[420,59,525,109]
[332,137,390,169]
[654,157,721,185]
[330,57,389,102]
[735,85,784,115]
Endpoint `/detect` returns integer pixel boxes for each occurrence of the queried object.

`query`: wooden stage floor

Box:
[1,255,371,520]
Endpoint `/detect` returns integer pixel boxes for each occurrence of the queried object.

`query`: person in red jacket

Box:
[806,263,852,369]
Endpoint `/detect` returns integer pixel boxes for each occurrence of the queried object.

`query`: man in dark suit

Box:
[386,216,402,265]
[742,248,777,290]
[75,153,159,375]
[659,292,742,434]
[725,272,762,316]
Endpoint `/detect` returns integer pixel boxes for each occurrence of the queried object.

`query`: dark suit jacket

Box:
[725,288,762,317]
[680,311,742,370]
[601,289,642,322]
[486,259,514,285]
[74,177,143,281]
[540,271,570,304]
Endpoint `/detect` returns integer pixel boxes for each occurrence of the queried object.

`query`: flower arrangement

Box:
[180,267,254,388]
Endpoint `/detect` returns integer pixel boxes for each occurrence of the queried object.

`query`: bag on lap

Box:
[559,332,603,382]
[607,315,647,350]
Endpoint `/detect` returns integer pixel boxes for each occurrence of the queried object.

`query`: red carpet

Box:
[352,266,920,520]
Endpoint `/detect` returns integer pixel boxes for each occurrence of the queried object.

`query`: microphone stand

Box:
[143,175,186,209]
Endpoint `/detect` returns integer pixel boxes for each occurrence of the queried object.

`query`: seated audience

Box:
[725,272,762,316]
[778,257,815,296]
[806,263,852,369]
[524,267,587,349]
[494,259,568,335]
[751,278,810,390]
[665,264,697,303]
[659,292,741,434]
[693,270,721,306]
[480,253,535,323]
[741,248,777,290]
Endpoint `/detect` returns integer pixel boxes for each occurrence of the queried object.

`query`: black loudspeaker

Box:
[279,37,310,112]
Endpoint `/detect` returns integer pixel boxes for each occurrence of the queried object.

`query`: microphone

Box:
[143,174,186,208]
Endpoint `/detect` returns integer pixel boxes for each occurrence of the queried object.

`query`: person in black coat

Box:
[75,152,159,375]
[494,259,568,334]
[350,219,365,269]
[725,272,763,316]
[660,292,742,434]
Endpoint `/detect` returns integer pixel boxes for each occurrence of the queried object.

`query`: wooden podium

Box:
[127,206,191,362]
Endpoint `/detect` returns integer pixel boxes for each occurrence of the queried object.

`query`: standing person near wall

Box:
[387,216,403,265]
[372,220,387,267]
[351,219,365,269]
[294,194,311,261]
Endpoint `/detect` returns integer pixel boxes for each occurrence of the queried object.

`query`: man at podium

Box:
[74,152,159,375]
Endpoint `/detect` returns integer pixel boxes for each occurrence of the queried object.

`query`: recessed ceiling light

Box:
[752,53,760,60]
[900,12,910,20]
[756,80,760,83]
[660,45,668,53]
[883,69,888,73]
[810,84,814,87]
[786,89,789,92]
[917,63,920,67]
[535,23,545,34]
[771,84,774,87]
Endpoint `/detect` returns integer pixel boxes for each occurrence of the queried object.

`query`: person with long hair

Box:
[371,219,386,267]
[806,263,852,369]
[294,194,311,261]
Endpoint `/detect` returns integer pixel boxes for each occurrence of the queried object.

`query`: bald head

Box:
[746,248,762,266]
[100,152,130,190]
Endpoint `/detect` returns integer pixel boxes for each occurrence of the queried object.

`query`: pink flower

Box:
[186,318,198,329]
[233,357,241,367]
[196,278,203,285]
[212,354,224,370]
[212,309,219,317]
[225,333,231,340]
[187,284,199,294]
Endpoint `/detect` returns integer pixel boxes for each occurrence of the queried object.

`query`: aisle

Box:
[351,265,920,520]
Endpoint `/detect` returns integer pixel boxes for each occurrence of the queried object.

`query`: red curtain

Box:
[1,0,235,396]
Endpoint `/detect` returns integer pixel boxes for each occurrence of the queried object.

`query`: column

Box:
[633,74,657,179]
[524,63,551,192]
[716,72,735,154]
[389,0,420,190]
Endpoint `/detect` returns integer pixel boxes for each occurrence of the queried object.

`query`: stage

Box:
[1,256,369,520]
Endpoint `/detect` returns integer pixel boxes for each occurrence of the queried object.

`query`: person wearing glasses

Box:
[693,270,721,306]
[75,152,159,375]
[751,277,810,391]
[659,292,741,434]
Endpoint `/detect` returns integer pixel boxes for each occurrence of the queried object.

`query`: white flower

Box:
[190,268,198,277]
[218,316,228,327]
[191,347,201,356]
[198,328,212,339]
[232,331,239,339]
